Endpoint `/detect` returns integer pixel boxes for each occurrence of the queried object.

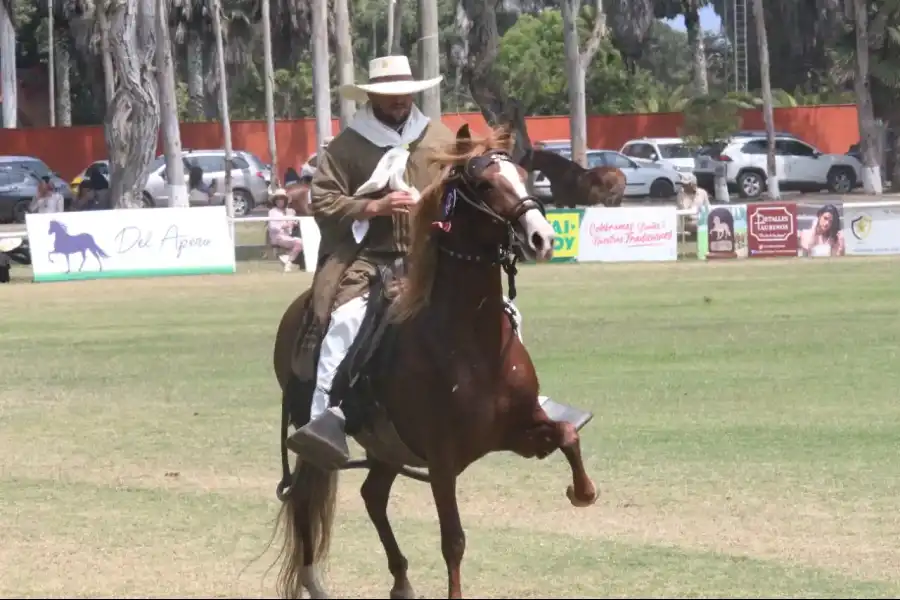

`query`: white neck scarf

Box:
[348,104,431,243]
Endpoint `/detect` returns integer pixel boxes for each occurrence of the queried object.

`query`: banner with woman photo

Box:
[796,202,845,258]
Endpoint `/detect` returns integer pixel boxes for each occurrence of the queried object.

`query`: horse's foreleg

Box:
[361,460,416,599]
[554,421,598,508]
[430,468,465,599]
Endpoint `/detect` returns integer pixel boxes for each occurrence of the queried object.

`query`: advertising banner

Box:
[796,202,845,258]
[843,205,900,256]
[697,204,748,260]
[747,202,798,258]
[26,206,236,282]
[577,206,677,262]
[545,208,583,263]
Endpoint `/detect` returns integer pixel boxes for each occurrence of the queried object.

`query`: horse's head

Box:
[47,220,64,235]
[429,124,556,262]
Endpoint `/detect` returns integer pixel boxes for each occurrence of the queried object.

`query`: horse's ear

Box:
[456,124,471,143]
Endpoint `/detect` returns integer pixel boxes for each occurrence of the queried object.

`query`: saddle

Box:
[327,260,428,468]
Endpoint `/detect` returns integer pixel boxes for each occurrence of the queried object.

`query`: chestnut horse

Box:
[271,125,598,599]
[520,148,626,208]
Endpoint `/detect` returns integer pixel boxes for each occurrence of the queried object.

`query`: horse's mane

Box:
[391,125,515,323]
[50,220,68,232]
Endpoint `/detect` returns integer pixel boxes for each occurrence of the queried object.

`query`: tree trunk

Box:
[853,0,882,194]
[418,0,441,119]
[55,38,72,126]
[752,0,779,199]
[390,0,404,54]
[97,1,116,108]
[185,28,205,121]
[155,0,186,207]
[104,0,161,209]
[0,0,17,128]
[684,3,709,95]
[211,0,235,218]
[261,0,278,187]
[334,0,356,127]
[48,0,56,127]
[561,0,586,167]
[460,0,531,161]
[311,0,332,152]
[202,36,219,120]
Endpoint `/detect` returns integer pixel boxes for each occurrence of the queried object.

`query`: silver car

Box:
[74,149,272,216]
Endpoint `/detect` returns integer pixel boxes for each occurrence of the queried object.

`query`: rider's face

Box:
[369,93,414,127]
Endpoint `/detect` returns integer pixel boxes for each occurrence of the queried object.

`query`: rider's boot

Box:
[287,405,350,470]
[286,295,367,470]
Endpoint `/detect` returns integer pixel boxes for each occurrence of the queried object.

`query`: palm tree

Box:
[168,0,256,121]
[604,0,655,73]
[851,0,881,194]
[655,0,709,95]
[751,0,779,199]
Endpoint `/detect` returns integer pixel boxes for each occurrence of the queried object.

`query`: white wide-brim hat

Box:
[269,188,289,202]
[338,55,443,105]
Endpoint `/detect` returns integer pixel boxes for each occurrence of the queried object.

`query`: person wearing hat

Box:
[287,54,457,466]
[267,187,303,272]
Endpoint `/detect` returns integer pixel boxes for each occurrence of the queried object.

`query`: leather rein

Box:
[432,150,546,302]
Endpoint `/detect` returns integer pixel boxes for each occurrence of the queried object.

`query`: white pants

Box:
[309,293,524,420]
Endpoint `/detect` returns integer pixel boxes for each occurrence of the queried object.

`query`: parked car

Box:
[620,137,696,177]
[693,134,863,198]
[0,155,73,208]
[71,149,271,216]
[586,150,683,198]
[0,165,43,223]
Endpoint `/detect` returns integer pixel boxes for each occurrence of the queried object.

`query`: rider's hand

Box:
[365,191,417,217]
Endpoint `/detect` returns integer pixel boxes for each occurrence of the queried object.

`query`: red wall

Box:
[0,105,860,181]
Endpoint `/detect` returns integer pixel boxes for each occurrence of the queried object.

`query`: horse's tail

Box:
[275,460,339,598]
[89,239,110,258]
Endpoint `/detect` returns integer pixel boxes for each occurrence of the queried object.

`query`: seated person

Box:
[188,165,218,203]
[267,188,303,272]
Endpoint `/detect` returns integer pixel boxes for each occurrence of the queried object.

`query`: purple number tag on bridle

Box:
[431,187,457,233]
[442,187,457,219]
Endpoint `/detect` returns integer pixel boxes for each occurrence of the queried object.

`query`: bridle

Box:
[431,150,546,302]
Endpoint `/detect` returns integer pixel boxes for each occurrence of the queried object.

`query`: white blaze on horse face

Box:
[496,159,555,261]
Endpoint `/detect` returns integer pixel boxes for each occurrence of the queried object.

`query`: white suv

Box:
[693,135,862,199]
[620,137,695,180]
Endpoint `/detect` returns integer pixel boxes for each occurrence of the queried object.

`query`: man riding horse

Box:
[287,55,552,469]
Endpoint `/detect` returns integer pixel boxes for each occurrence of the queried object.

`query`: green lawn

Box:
[2,258,899,598]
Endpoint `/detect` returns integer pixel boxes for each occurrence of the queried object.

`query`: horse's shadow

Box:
[47,220,111,273]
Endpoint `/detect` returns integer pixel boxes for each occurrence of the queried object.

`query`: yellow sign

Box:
[546,210,581,262]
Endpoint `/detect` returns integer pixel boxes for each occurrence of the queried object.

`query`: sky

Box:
[664,5,722,33]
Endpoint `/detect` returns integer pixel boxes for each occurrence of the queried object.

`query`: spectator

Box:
[267,188,303,272]
[677,173,710,231]
[29,176,65,214]
[188,164,218,204]
[74,166,111,210]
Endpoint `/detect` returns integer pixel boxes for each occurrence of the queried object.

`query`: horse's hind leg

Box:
[554,421,598,507]
[361,459,416,599]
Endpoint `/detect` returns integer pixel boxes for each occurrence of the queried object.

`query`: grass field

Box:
[2,258,900,598]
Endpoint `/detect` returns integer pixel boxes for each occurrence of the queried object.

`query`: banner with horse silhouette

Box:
[697,204,749,260]
[25,206,236,282]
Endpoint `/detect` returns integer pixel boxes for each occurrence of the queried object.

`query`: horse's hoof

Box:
[390,582,417,599]
[566,483,598,508]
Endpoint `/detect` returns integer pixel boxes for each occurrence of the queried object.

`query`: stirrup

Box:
[286,407,351,470]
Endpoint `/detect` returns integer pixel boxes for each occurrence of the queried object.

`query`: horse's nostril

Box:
[531,232,544,249]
